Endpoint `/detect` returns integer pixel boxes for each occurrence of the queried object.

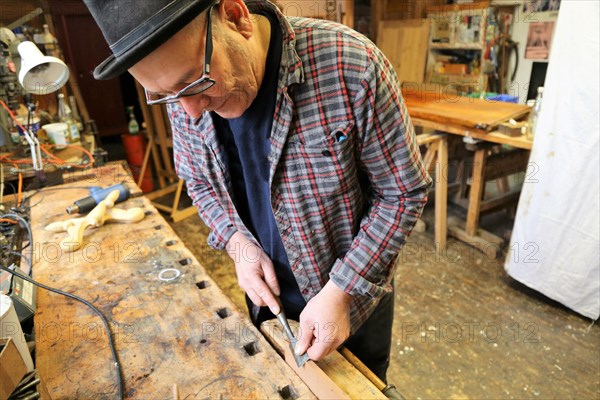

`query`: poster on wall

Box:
[523,0,561,13]
[525,21,555,60]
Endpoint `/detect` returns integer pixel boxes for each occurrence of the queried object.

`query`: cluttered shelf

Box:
[1,132,98,211]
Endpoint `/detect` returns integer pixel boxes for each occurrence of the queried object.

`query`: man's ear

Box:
[218,0,253,39]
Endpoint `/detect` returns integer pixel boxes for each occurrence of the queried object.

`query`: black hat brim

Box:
[93,0,213,80]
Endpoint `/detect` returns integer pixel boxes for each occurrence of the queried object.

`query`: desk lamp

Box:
[16,41,69,171]
[1,27,70,170]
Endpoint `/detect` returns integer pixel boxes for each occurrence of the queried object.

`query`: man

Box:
[85,0,431,382]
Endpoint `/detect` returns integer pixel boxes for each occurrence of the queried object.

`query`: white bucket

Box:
[42,122,69,149]
[0,294,34,372]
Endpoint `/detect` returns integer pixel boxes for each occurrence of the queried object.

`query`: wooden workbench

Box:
[405,91,533,256]
[30,164,314,399]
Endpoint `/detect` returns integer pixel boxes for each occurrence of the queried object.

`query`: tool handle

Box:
[90,183,130,204]
[276,310,295,340]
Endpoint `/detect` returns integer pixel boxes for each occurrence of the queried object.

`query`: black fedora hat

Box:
[84,0,215,80]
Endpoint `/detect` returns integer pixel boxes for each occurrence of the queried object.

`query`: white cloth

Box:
[505,0,600,319]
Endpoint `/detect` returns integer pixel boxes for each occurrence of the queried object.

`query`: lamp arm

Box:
[0,98,43,171]
[21,128,42,171]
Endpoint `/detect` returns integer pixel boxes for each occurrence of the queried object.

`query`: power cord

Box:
[0,264,125,400]
[1,213,34,277]
[2,190,124,397]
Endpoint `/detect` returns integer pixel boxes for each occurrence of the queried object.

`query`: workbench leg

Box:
[138,133,154,190]
[454,159,468,203]
[466,149,487,237]
[423,145,436,172]
[434,137,448,251]
[171,179,185,215]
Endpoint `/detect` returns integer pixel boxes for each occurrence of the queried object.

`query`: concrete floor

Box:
[168,205,600,399]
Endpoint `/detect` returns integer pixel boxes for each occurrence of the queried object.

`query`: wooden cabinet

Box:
[47,0,128,137]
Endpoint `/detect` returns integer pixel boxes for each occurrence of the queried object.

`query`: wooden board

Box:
[260,319,386,400]
[403,89,530,131]
[411,117,533,150]
[377,19,430,84]
[30,165,315,399]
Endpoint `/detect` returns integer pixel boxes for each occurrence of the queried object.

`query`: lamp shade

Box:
[17,41,69,95]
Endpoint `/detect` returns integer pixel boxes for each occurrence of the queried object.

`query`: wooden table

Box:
[405,91,533,256]
[411,117,532,151]
[30,164,314,399]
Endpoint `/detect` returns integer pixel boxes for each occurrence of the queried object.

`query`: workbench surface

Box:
[30,164,314,399]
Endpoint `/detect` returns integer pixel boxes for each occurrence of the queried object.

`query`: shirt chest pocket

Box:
[284,123,358,197]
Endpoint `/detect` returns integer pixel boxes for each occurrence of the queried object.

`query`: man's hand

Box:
[226,231,281,315]
[294,280,352,360]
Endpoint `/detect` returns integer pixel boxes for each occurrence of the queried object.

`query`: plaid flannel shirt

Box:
[168,0,431,333]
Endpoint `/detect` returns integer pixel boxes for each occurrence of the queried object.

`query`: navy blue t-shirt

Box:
[212,13,306,314]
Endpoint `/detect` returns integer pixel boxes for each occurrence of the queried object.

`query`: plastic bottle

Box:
[525,86,544,140]
[127,106,139,135]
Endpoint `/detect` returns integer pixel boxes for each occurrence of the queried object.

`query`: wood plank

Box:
[447,216,503,259]
[171,206,199,223]
[484,149,530,181]
[416,132,443,147]
[260,320,386,400]
[377,19,430,84]
[426,0,490,14]
[403,90,531,131]
[31,167,315,399]
[479,189,521,213]
[407,117,535,151]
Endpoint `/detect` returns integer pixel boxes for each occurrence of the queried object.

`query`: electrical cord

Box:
[1,213,34,277]
[1,190,124,397]
[0,263,125,399]
[24,185,94,203]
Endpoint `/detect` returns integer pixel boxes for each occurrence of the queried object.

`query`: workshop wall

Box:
[510,7,560,103]
[0,1,40,27]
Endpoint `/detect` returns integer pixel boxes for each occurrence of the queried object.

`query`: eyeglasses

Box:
[145,4,216,105]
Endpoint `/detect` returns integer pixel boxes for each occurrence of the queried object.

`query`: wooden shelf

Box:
[430,43,484,50]
[426,3,495,92]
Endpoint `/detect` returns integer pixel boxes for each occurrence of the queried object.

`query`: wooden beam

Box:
[435,135,448,250]
[465,148,487,236]
[447,216,503,259]
[343,0,354,29]
[479,189,521,214]
[135,82,167,188]
[411,118,533,150]
[484,150,530,181]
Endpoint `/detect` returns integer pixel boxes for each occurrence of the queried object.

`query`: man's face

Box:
[129,5,259,120]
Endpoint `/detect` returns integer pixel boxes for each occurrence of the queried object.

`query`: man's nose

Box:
[179,95,208,119]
